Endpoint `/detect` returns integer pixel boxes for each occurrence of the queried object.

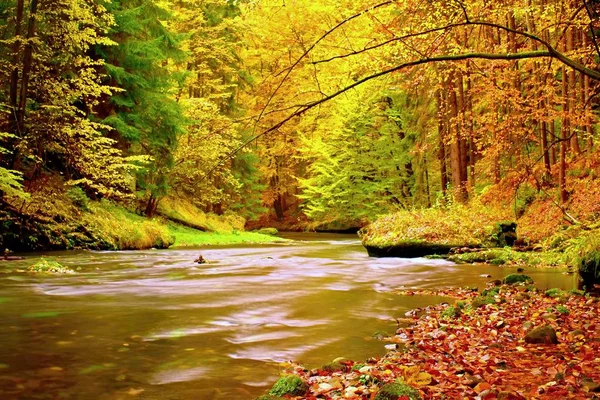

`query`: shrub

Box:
[66,186,89,210]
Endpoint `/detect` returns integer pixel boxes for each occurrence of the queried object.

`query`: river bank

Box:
[0,190,283,252]
[259,282,600,399]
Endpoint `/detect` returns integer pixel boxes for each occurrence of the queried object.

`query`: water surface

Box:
[0,233,577,399]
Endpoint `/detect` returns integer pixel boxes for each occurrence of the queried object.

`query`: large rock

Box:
[524,325,558,344]
[579,250,600,290]
[503,274,533,285]
[364,242,458,258]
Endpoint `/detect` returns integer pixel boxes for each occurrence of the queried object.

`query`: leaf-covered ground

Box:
[277,285,600,399]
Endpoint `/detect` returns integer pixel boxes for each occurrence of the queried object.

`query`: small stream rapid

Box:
[0,233,577,399]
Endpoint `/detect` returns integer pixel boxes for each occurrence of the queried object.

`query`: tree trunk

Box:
[567,27,581,154]
[437,89,448,196]
[16,0,39,132]
[456,71,469,195]
[8,0,25,135]
[448,72,466,202]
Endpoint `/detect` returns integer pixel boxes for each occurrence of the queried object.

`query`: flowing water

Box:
[0,233,577,400]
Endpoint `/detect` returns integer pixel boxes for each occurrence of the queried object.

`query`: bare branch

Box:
[254,0,398,132]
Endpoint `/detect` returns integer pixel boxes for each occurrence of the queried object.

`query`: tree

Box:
[0,0,138,200]
[97,0,186,215]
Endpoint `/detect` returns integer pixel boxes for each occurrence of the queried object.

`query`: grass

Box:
[167,223,285,247]
[157,197,245,232]
[82,201,174,250]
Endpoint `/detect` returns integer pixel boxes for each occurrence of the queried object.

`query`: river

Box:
[0,233,577,399]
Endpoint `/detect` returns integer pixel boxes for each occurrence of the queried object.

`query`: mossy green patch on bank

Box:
[81,202,174,250]
[168,224,285,247]
[158,197,245,232]
[447,248,568,267]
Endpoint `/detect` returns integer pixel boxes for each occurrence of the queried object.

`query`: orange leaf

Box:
[473,382,492,394]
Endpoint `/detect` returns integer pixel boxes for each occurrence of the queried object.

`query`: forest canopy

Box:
[2,0,600,243]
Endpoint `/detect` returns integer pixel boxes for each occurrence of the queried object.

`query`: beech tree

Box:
[236,0,600,225]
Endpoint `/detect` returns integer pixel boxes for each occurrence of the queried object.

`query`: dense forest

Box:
[2,0,600,253]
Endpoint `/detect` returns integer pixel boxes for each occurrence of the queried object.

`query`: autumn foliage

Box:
[275,285,600,399]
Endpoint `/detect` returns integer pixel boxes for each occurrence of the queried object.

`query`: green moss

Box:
[471,295,496,308]
[545,288,565,298]
[556,305,570,314]
[482,286,501,296]
[441,305,461,319]
[82,201,175,250]
[524,325,558,344]
[254,227,279,236]
[448,247,567,267]
[321,361,345,372]
[352,363,366,372]
[28,258,74,274]
[502,274,533,285]
[268,375,308,397]
[374,382,422,400]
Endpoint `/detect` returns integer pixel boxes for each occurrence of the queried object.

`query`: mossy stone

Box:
[471,297,486,309]
[255,228,279,236]
[524,325,558,344]
[321,361,345,372]
[374,382,422,400]
[544,288,564,298]
[502,274,533,285]
[268,375,308,397]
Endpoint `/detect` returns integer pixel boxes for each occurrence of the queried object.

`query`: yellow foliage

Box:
[397,365,432,387]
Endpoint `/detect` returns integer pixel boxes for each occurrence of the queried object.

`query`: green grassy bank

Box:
[0,180,282,252]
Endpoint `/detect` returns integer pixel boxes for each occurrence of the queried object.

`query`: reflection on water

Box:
[0,234,577,399]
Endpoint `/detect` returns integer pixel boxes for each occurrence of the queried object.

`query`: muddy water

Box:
[0,233,577,399]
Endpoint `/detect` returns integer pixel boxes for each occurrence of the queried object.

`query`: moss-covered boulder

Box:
[321,357,350,372]
[268,375,308,397]
[255,227,279,236]
[28,259,74,274]
[360,207,514,258]
[374,382,422,400]
[524,325,558,344]
[502,274,533,285]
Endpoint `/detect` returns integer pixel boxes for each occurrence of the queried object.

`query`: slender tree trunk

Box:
[456,71,468,196]
[16,0,39,131]
[465,62,475,189]
[8,0,25,133]
[448,72,466,202]
[437,89,448,196]
[567,27,581,154]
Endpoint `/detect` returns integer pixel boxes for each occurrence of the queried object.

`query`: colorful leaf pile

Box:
[279,285,600,399]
